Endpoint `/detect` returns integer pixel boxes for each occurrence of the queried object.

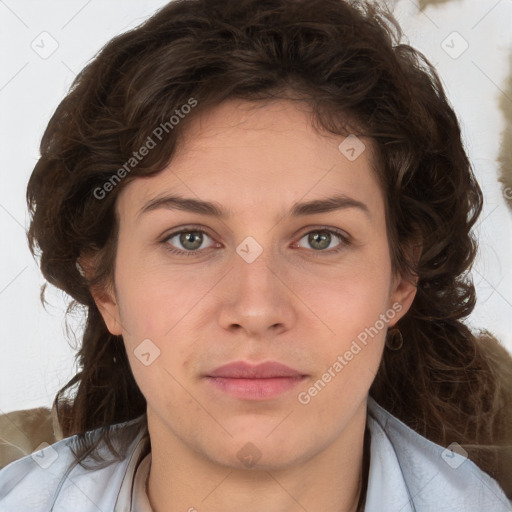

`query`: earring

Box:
[76,261,86,277]
[386,327,403,351]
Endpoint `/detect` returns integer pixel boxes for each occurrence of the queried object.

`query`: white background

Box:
[1,0,511,414]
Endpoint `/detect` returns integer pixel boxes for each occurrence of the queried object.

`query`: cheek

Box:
[307,263,392,332]
[298,273,390,404]
[115,227,393,346]
[113,242,192,336]
[114,260,209,386]
[300,262,392,384]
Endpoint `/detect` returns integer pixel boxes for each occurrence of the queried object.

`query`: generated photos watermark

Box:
[93,97,197,200]
[297,302,403,405]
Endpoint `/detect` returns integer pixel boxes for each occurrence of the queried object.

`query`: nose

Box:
[217,245,297,338]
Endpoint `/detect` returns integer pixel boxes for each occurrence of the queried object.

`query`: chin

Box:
[206,433,311,471]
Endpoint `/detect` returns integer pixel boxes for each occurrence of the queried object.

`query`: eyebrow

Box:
[137,193,371,220]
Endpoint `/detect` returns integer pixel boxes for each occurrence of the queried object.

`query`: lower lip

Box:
[205,376,306,400]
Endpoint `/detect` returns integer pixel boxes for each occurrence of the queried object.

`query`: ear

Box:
[77,254,123,336]
[387,241,422,328]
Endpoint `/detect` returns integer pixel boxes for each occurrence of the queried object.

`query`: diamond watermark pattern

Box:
[441,441,468,469]
[236,441,262,468]
[236,236,263,263]
[441,31,469,60]
[134,338,161,366]
[338,134,366,162]
[30,31,59,59]
[31,442,58,469]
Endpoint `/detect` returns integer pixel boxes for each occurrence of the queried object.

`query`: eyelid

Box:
[160,224,351,255]
[294,225,350,240]
[293,226,351,254]
[161,225,219,250]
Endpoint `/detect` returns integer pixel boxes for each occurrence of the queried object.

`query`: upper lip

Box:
[206,361,305,379]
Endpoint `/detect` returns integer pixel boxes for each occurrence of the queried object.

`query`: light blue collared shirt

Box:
[0,396,510,511]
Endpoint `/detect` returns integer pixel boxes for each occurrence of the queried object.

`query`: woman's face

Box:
[93,98,417,470]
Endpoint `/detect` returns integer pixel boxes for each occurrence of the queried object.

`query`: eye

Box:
[160,226,351,258]
[295,228,350,254]
[162,227,217,256]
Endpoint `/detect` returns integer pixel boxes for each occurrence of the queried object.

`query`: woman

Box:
[0,0,511,510]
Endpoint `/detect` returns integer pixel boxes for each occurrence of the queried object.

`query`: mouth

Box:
[204,361,308,400]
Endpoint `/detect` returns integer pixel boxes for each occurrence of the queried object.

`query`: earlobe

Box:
[388,274,418,328]
[388,242,421,327]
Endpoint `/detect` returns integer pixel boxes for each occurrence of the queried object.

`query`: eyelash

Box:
[160,225,351,258]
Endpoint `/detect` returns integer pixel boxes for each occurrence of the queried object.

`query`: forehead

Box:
[116,98,383,223]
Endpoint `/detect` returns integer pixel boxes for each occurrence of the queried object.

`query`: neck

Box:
[146,401,369,512]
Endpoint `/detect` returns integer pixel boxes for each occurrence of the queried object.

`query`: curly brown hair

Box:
[26,0,512,494]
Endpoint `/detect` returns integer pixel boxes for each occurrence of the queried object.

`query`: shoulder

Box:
[0,415,147,512]
[366,396,512,512]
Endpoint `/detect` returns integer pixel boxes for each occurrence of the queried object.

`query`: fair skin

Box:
[89,99,417,512]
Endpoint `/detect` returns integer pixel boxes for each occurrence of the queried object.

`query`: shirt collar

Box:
[112,397,511,512]
[366,396,511,511]
[113,425,150,512]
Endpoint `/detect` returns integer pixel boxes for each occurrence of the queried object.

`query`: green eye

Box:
[163,228,214,256]
[295,228,351,256]
[161,226,351,258]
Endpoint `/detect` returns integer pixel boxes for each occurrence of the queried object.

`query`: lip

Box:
[204,361,307,400]
[206,361,304,379]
